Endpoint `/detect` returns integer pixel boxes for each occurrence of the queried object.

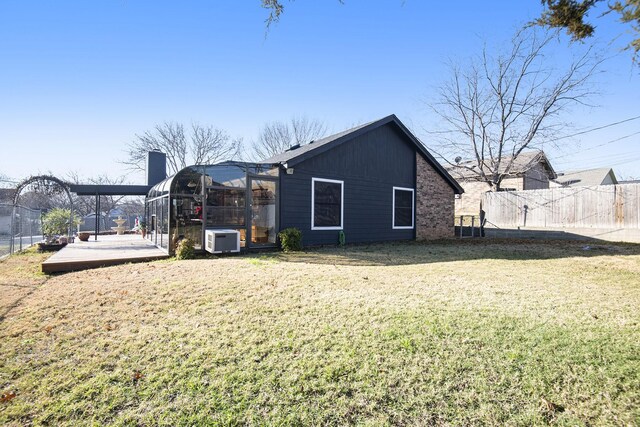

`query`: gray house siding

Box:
[523,163,551,190]
[279,124,417,246]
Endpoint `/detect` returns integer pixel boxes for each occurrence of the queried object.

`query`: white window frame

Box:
[392,186,415,229]
[311,177,344,230]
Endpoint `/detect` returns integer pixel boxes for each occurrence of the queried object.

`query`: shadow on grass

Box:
[0,284,41,322]
[250,239,640,267]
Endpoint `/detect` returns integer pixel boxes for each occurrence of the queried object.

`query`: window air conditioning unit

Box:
[205,229,241,254]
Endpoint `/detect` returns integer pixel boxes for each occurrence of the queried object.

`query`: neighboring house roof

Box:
[259,114,464,194]
[553,168,618,187]
[446,150,557,181]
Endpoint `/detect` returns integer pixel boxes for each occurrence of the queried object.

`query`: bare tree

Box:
[122,122,243,175]
[428,28,602,190]
[253,116,328,160]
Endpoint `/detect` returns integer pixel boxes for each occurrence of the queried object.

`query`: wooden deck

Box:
[42,235,169,273]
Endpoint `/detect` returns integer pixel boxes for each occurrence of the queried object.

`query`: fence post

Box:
[471,216,475,237]
[9,205,15,254]
[459,216,463,238]
[18,212,23,252]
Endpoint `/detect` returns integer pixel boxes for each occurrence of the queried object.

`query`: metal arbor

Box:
[11,175,74,253]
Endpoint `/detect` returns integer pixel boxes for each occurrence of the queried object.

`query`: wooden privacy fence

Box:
[482,184,640,230]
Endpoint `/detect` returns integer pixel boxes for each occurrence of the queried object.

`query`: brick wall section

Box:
[416,153,455,239]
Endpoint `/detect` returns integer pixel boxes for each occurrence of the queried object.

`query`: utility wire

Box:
[552,130,640,161]
[547,115,640,142]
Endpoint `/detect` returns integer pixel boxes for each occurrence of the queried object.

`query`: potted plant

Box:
[38,208,79,251]
[139,220,147,238]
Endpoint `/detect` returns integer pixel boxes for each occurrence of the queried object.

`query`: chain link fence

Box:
[0,204,42,257]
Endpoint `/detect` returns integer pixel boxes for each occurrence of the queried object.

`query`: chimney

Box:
[146,150,166,186]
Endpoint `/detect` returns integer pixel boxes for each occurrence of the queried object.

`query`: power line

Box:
[606,155,640,167]
[547,115,640,142]
[552,130,640,162]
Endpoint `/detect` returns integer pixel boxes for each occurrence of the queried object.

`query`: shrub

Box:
[41,208,79,238]
[278,227,302,252]
[175,238,196,260]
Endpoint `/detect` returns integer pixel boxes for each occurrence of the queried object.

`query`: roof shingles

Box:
[259,121,373,165]
[446,150,556,180]
[260,115,464,194]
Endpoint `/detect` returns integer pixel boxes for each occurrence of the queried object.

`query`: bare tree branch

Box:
[253,116,328,160]
[66,172,133,217]
[262,0,345,29]
[190,124,243,166]
[428,27,603,190]
[121,122,242,176]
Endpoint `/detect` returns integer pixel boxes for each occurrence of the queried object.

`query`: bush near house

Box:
[278,227,302,252]
[176,238,196,259]
[175,238,195,260]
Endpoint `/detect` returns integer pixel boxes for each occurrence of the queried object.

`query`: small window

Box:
[312,178,343,230]
[393,187,414,229]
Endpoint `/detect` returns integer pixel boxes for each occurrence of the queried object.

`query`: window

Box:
[393,187,414,229]
[312,178,343,230]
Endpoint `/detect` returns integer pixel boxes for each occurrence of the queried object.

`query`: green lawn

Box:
[1,240,639,425]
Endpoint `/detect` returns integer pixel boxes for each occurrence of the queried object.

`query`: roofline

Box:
[284,114,464,194]
[557,167,617,180]
[392,116,465,194]
[536,151,557,180]
[561,166,615,175]
[70,184,152,196]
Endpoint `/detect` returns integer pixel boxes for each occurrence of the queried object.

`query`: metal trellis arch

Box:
[11,175,74,253]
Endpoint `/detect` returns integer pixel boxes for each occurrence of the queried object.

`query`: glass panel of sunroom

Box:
[160,196,169,250]
[172,166,204,195]
[205,188,245,227]
[203,165,246,188]
[171,195,203,250]
[251,179,277,245]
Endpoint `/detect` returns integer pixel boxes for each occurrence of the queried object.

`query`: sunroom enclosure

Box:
[146,162,279,254]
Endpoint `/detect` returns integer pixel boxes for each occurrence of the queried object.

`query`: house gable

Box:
[554,168,618,187]
[449,150,557,215]
[262,114,463,194]
[278,122,419,246]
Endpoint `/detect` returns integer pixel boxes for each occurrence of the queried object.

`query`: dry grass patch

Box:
[0,247,49,318]
[1,240,639,425]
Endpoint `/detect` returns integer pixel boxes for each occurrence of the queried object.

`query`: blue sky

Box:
[0,0,638,183]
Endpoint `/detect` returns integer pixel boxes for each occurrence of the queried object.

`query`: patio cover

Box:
[69,184,151,240]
